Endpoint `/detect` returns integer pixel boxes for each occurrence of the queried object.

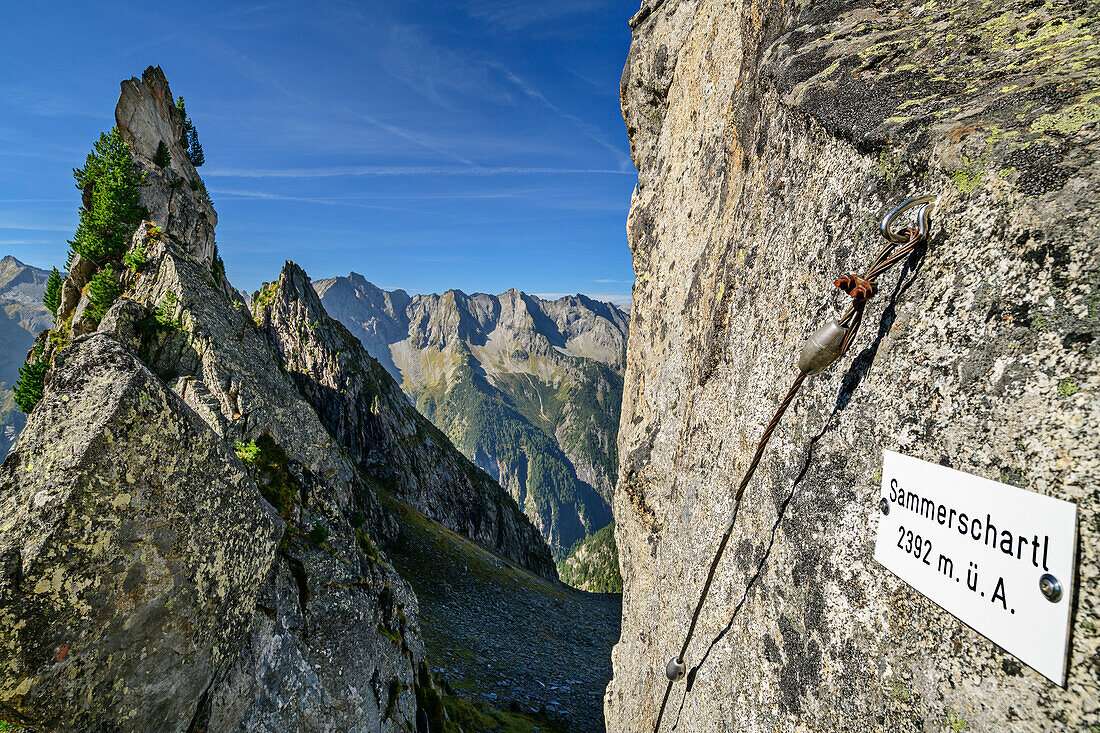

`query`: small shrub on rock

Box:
[124,241,148,272]
[309,520,330,545]
[86,265,121,324]
[14,352,48,414]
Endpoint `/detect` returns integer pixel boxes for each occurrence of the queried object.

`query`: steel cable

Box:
[652,198,933,732]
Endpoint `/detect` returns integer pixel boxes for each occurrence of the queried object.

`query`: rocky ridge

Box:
[316,273,629,557]
[254,263,556,580]
[0,66,555,731]
[610,2,1099,731]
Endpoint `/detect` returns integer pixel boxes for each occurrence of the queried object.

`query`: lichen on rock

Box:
[0,333,281,730]
[610,1,1098,731]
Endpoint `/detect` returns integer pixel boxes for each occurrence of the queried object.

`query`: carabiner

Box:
[880,195,935,243]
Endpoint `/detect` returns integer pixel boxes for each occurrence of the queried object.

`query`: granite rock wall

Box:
[609,1,1099,730]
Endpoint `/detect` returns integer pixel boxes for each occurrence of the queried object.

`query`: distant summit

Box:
[315,274,629,559]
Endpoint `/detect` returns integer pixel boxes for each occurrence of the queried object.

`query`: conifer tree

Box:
[13,346,47,414]
[42,267,62,316]
[86,265,120,324]
[154,140,171,168]
[187,122,205,166]
[69,127,144,263]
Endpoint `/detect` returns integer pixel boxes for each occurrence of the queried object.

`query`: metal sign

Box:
[874,450,1078,685]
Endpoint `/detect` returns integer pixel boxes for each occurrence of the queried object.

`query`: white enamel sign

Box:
[874,450,1078,684]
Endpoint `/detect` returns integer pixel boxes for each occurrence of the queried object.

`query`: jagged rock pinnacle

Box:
[116,66,217,266]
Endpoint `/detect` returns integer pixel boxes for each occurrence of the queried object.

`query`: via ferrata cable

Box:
[653,196,935,731]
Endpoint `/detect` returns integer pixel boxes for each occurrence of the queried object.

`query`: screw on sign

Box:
[654,196,936,732]
[1039,574,1062,603]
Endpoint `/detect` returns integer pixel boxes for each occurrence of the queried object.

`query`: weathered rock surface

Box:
[120,231,427,733]
[256,262,557,581]
[610,1,1098,731]
[0,333,280,730]
[116,66,217,267]
[316,274,628,556]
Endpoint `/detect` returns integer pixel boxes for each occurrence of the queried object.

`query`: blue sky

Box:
[0,1,639,306]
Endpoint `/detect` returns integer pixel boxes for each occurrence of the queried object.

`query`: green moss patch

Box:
[237,434,299,520]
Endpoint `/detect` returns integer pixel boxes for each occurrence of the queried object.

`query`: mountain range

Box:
[0,256,52,456]
[315,274,629,560]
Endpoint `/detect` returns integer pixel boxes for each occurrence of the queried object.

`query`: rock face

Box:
[610,2,1098,732]
[115,66,217,266]
[0,333,280,730]
[316,273,628,557]
[255,262,557,581]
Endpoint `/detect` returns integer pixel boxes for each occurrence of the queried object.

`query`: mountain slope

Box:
[253,262,556,580]
[557,521,622,594]
[316,273,629,557]
[0,257,52,457]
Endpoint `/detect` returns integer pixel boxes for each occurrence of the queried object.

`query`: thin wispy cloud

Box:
[495,66,632,171]
[380,23,514,109]
[340,106,477,167]
[465,0,602,30]
[204,165,633,179]
[0,237,56,245]
[0,88,107,119]
[0,220,72,232]
[209,189,405,211]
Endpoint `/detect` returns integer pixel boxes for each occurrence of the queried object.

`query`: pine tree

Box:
[154,140,171,168]
[14,349,48,414]
[43,267,62,315]
[69,127,145,263]
[86,265,120,324]
[186,119,204,166]
[176,95,186,117]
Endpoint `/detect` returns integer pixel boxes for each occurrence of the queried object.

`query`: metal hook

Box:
[880,195,936,243]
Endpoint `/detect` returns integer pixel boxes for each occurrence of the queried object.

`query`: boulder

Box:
[0,333,281,731]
